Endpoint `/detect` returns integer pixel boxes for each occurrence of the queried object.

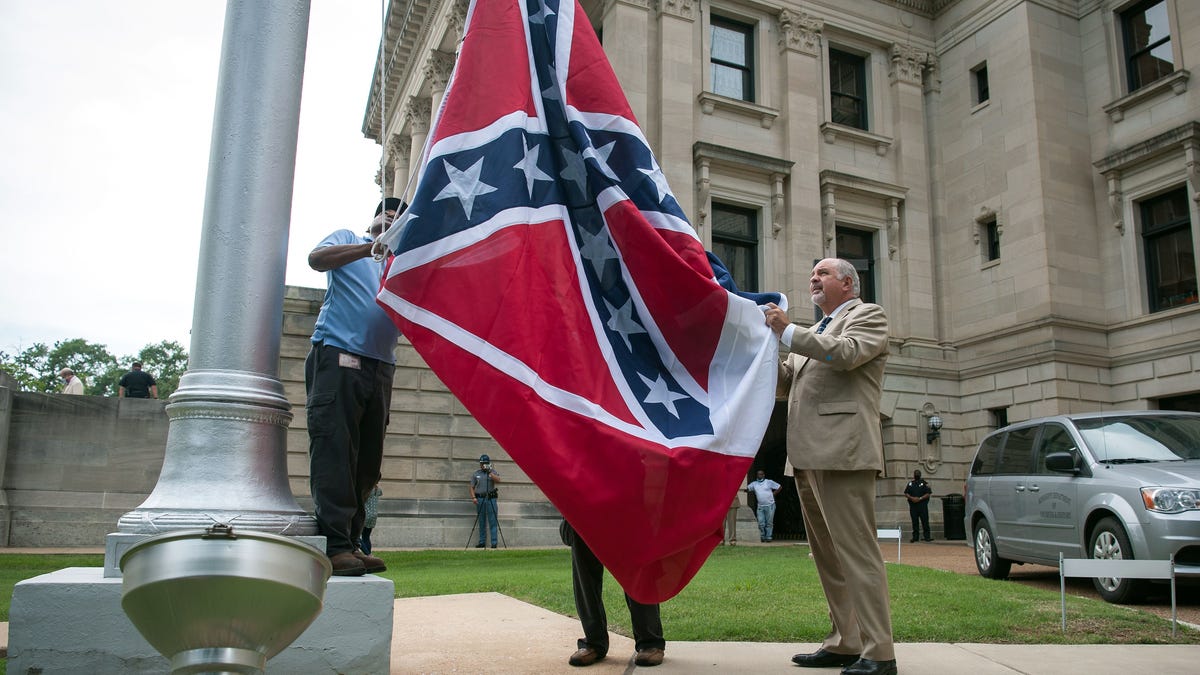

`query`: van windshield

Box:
[1076,415,1200,462]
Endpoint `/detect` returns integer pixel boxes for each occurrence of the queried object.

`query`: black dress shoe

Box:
[791,648,860,668]
[841,658,897,675]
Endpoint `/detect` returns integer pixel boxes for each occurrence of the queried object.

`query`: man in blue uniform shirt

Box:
[305,197,404,576]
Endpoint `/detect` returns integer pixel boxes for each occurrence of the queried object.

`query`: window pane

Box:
[713,241,755,292]
[1124,0,1174,89]
[711,25,747,66]
[1133,47,1174,86]
[831,94,863,128]
[975,66,990,103]
[1036,425,1076,475]
[712,206,753,237]
[829,49,866,129]
[1147,228,1198,310]
[830,59,860,95]
[986,221,1000,261]
[711,65,746,99]
[1143,188,1188,232]
[1128,1,1170,50]
[712,204,758,292]
[835,228,876,304]
[996,426,1038,474]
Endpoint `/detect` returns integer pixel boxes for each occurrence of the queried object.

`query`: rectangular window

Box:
[711,203,759,292]
[1141,187,1197,312]
[991,407,1009,430]
[710,16,754,101]
[835,227,876,303]
[972,63,990,104]
[996,425,1038,474]
[829,48,867,130]
[1121,0,1174,91]
[984,219,1000,262]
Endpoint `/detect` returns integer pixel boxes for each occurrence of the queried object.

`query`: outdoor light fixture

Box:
[927,415,943,443]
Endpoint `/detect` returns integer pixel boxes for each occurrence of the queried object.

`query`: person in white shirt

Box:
[746,470,782,542]
[58,368,84,395]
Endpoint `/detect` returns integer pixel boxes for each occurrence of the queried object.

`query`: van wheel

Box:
[973,520,1011,579]
[1089,517,1145,604]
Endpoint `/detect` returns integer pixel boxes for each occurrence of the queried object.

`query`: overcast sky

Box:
[0,1,388,359]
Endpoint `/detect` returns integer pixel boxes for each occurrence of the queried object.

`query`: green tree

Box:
[0,339,120,394]
[0,342,52,391]
[129,340,189,399]
[0,338,190,397]
[46,339,120,395]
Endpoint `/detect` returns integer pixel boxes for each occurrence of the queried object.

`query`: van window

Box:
[971,433,1003,475]
[995,425,1038,474]
[1035,424,1076,474]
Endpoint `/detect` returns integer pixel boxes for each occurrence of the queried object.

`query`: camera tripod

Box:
[465,493,507,549]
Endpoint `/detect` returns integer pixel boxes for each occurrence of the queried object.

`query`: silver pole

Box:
[117,0,316,537]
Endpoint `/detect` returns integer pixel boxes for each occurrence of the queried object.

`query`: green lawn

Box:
[2,546,1194,647]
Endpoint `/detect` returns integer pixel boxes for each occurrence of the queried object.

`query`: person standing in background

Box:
[58,368,84,395]
[904,469,933,542]
[746,470,782,543]
[470,454,502,548]
[118,362,157,398]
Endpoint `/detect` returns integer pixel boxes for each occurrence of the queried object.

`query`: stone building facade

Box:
[352,0,1200,536]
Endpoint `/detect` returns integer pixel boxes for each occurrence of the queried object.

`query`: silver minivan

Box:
[964,410,1200,603]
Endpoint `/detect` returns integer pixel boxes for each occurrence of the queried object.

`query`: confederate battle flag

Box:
[375,0,784,603]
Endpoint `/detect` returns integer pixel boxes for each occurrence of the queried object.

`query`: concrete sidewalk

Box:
[392,592,1200,674]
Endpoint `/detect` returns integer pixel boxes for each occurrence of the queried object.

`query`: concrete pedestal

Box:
[8,568,393,674]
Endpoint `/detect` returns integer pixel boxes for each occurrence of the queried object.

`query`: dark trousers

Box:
[562,521,664,655]
[909,502,930,540]
[360,527,374,554]
[305,344,394,555]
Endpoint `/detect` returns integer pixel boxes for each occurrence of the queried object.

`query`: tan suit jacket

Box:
[779,298,888,472]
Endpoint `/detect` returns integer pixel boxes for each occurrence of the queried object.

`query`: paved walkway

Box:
[4,547,1197,672]
[392,592,1200,674]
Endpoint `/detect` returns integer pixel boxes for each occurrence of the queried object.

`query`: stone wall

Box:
[0,393,167,546]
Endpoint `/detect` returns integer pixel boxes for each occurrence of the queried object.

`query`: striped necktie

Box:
[815,317,832,334]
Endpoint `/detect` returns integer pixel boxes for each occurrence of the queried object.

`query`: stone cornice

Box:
[1093,121,1200,174]
[387,134,412,162]
[693,141,793,176]
[364,0,439,141]
[889,42,930,86]
[656,0,696,22]
[404,96,433,135]
[778,8,823,56]
[424,50,457,91]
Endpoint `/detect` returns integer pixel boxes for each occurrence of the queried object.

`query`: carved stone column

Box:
[403,96,432,203]
[425,49,456,120]
[888,41,937,342]
[655,0,697,218]
[602,0,651,125]
[778,8,824,297]
[388,134,412,200]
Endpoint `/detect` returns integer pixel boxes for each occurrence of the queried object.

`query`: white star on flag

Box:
[434,157,498,219]
[638,373,689,418]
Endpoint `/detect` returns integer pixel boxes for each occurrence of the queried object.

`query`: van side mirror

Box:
[1045,451,1080,474]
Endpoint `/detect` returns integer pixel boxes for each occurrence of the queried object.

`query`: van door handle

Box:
[1015,486,1025,492]
[1028,485,1040,492]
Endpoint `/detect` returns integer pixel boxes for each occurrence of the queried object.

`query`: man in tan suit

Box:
[764,258,896,675]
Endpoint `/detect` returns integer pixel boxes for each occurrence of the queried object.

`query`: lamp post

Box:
[926,414,943,444]
[113,0,317,542]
